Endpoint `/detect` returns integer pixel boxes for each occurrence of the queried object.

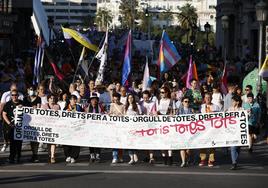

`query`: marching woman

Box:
[41,94,60,163]
[228,95,244,170]
[124,93,141,164]
[63,95,83,164]
[157,86,174,165]
[85,92,105,163]
[109,92,125,164]
[177,96,194,167]
[23,85,41,162]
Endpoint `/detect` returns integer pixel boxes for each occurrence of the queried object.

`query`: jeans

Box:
[230,146,240,164]
[112,149,118,160]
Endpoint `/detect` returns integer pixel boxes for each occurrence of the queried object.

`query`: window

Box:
[56,2,68,6]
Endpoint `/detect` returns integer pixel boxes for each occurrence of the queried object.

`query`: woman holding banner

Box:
[63,95,83,164]
[23,85,41,163]
[157,86,174,165]
[124,93,141,165]
[109,92,125,164]
[85,92,104,163]
[41,94,60,164]
[177,96,193,167]
[228,95,244,170]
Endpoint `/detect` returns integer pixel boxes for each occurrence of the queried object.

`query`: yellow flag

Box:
[62,26,98,52]
[259,56,268,77]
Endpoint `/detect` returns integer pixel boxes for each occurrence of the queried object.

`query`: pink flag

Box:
[221,62,228,94]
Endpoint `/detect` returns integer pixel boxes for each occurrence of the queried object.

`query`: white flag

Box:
[95,28,108,84]
[78,47,88,76]
[142,57,150,91]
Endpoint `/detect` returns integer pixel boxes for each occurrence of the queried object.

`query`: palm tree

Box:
[95,8,112,31]
[177,3,198,43]
[119,0,138,29]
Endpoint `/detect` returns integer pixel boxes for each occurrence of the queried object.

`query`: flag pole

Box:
[72,47,86,83]
[83,32,106,81]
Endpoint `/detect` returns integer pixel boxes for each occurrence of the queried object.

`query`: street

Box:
[0,140,267,188]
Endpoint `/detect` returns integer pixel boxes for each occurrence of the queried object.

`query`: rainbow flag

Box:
[259,56,268,77]
[121,30,132,87]
[186,55,198,89]
[158,30,181,75]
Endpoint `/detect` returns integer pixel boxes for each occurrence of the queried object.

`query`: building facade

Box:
[97,0,217,31]
[0,0,33,55]
[216,0,268,59]
[41,0,97,29]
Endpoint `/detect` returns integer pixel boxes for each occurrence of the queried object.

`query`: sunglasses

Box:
[11,94,18,96]
[245,89,250,91]
[160,91,166,94]
[183,100,189,103]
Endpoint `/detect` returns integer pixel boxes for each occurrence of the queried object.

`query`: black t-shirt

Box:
[23,96,41,107]
[3,100,23,125]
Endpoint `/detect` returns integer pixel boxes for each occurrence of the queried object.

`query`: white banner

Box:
[15,107,249,150]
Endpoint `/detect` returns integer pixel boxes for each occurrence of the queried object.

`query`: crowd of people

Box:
[0,71,267,170]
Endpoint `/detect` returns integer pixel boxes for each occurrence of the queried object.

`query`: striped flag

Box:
[157,30,181,75]
[142,57,150,91]
[45,50,65,81]
[186,55,198,89]
[121,30,132,87]
[33,36,45,85]
[95,28,108,84]
[62,26,98,52]
[259,56,268,77]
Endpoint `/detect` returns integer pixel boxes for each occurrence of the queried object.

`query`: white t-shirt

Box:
[140,100,156,115]
[157,98,171,115]
[40,95,48,105]
[71,91,81,99]
[212,92,223,110]
[120,96,127,105]
[125,104,141,115]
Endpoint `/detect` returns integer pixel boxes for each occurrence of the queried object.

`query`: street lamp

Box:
[221,15,229,63]
[204,22,211,51]
[47,16,54,46]
[145,7,150,40]
[256,0,267,94]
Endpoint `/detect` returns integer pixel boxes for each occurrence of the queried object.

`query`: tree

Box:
[177,3,198,43]
[95,8,112,31]
[119,0,138,29]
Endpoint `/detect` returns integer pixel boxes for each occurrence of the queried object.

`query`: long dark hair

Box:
[125,93,138,113]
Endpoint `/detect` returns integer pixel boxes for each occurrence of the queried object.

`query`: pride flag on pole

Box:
[186,55,198,89]
[157,30,181,75]
[221,61,228,94]
[121,30,132,87]
[142,56,150,91]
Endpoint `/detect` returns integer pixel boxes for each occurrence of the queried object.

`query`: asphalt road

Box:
[0,140,267,188]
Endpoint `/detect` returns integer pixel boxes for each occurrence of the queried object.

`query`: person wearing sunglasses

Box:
[199,92,220,167]
[241,85,253,104]
[157,86,174,165]
[177,96,193,167]
[2,90,23,163]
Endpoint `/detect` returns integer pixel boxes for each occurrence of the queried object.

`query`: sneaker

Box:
[70,158,76,164]
[119,158,123,163]
[149,158,155,164]
[128,159,135,165]
[230,163,237,170]
[50,158,56,164]
[1,144,7,152]
[180,162,186,168]
[199,160,206,167]
[112,158,118,164]
[66,157,71,163]
[208,161,214,167]
[134,154,138,163]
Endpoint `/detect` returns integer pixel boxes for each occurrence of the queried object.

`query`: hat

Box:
[90,92,99,100]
